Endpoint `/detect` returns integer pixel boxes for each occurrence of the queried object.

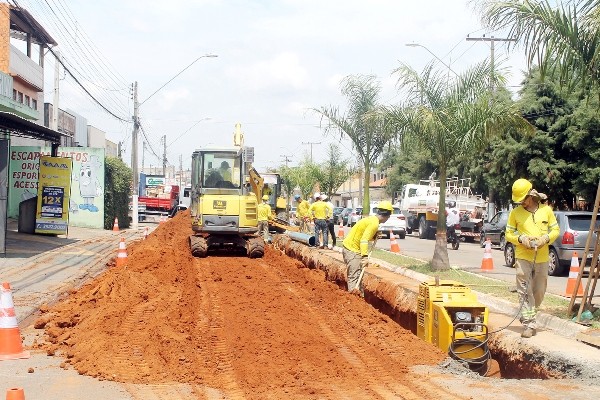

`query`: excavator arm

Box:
[247,167,298,233]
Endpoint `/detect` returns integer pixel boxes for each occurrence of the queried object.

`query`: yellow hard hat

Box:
[377,200,394,213]
[262,195,269,200]
[512,178,533,203]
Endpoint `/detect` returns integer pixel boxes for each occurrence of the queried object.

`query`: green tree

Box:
[382,61,532,270]
[316,143,353,199]
[314,75,396,214]
[104,157,132,230]
[479,1,600,91]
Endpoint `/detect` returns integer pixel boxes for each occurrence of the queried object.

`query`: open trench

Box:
[27,211,587,399]
[273,235,580,381]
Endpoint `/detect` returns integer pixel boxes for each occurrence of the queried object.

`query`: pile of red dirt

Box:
[33,210,446,398]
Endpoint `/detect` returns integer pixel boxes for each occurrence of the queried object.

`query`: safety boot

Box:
[521,327,536,338]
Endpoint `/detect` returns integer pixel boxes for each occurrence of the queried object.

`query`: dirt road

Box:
[29,212,594,399]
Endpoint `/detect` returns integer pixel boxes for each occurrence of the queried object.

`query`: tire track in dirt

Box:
[195,259,246,400]
[255,257,439,400]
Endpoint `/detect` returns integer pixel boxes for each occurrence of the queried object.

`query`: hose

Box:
[448,326,492,376]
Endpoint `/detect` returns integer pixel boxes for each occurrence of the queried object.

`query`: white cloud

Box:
[226,52,308,91]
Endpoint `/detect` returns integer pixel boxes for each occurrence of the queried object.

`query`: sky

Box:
[12,0,527,172]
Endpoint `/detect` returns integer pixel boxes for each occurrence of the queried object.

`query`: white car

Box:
[377,206,407,239]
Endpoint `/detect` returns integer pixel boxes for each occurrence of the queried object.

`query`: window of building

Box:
[24,95,30,107]
[12,89,16,100]
[17,92,23,103]
[32,99,37,110]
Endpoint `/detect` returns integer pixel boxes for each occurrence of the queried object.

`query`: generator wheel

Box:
[190,235,208,258]
[247,237,265,258]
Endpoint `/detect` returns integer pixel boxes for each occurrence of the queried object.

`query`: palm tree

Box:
[382,61,532,270]
[313,75,396,214]
[479,0,600,91]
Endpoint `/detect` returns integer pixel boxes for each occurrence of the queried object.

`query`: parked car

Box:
[479,211,509,249]
[332,207,345,224]
[338,208,353,226]
[504,211,600,276]
[378,206,407,239]
[347,207,363,227]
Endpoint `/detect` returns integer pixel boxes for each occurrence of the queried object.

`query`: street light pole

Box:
[405,43,458,77]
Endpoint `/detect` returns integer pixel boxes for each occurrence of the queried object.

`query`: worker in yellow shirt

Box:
[257,195,272,243]
[343,201,393,295]
[295,194,311,233]
[309,192,332,249]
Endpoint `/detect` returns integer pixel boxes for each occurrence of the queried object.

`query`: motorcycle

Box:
[446,224,460,250]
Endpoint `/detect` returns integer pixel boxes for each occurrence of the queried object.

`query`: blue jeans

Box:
[314,219,328,247]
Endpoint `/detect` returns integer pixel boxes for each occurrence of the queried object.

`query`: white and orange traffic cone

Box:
[337,224,344,239]
[389,230,400,253]
[481,238,494,271]
[0,282,30,360]
[116,238,128,267]
[5,387,25,400]
[144,227,149,240]
[564,252,584,297]
[112,217,119,232]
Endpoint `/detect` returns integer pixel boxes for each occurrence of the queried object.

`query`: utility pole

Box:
[466,35,516,220]
[52,50,60,132]
[162,135,167,176]
[280,154,292,167]
[141,141,146,174]
[118,141,122,160]
[302,141,321,162]
[179,154,183,189]
[131,81,139,229]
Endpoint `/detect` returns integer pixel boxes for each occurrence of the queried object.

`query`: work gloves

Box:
[360,256,369,268]
[518,234,550,249]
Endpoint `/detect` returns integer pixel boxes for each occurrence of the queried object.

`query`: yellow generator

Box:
[417,279,490,373]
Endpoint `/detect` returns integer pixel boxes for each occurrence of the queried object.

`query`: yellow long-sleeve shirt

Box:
[257,203,272,222]
[505,204,559,263]
[309,201,331,220]
[343,215,379,256]
[297,200,310,218]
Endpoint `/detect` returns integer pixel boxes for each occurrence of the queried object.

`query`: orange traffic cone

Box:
[389,230,400,253]
[337,224,344,238]
[116,238,128,267]
[112,217,119,232]
[0,283,30,360]
[564,252,584,297]
[144,227,149,240]
[5,388,25,400]
[481,238,494,271]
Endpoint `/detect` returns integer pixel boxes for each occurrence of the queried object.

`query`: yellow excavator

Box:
[188,124,264,258]
[248,168,299,233]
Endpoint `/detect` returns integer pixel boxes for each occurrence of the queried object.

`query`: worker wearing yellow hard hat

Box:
[505,178,559,338]
[257,194,272,243]
[342,201,393,296]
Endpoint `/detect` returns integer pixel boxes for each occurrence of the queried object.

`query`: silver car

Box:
[378,206,407,239]
[504,211,600,276]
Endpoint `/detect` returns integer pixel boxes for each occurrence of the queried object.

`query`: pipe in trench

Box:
[286,231,316,247]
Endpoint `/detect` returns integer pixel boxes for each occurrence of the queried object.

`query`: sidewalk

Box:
[0,219,144,323]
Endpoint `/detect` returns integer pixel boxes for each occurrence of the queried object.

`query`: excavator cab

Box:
[189,145,264,258]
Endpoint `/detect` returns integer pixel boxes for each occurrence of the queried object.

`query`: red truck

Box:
[138,185,180,212]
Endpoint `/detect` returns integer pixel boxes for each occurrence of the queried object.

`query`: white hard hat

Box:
[313,192,321,200]
[320,194,328,201]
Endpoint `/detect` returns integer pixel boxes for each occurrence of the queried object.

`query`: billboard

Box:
[35,156,72,234]
[9,146,105,229]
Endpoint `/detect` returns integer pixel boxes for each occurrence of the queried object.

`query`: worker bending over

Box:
[342,201,392,295]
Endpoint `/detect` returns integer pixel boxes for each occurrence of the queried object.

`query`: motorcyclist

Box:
[446,200,460,241]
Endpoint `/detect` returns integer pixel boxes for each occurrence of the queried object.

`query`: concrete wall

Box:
[105,139,118,158]
[87,125,105,149]
[67,108,88,147]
